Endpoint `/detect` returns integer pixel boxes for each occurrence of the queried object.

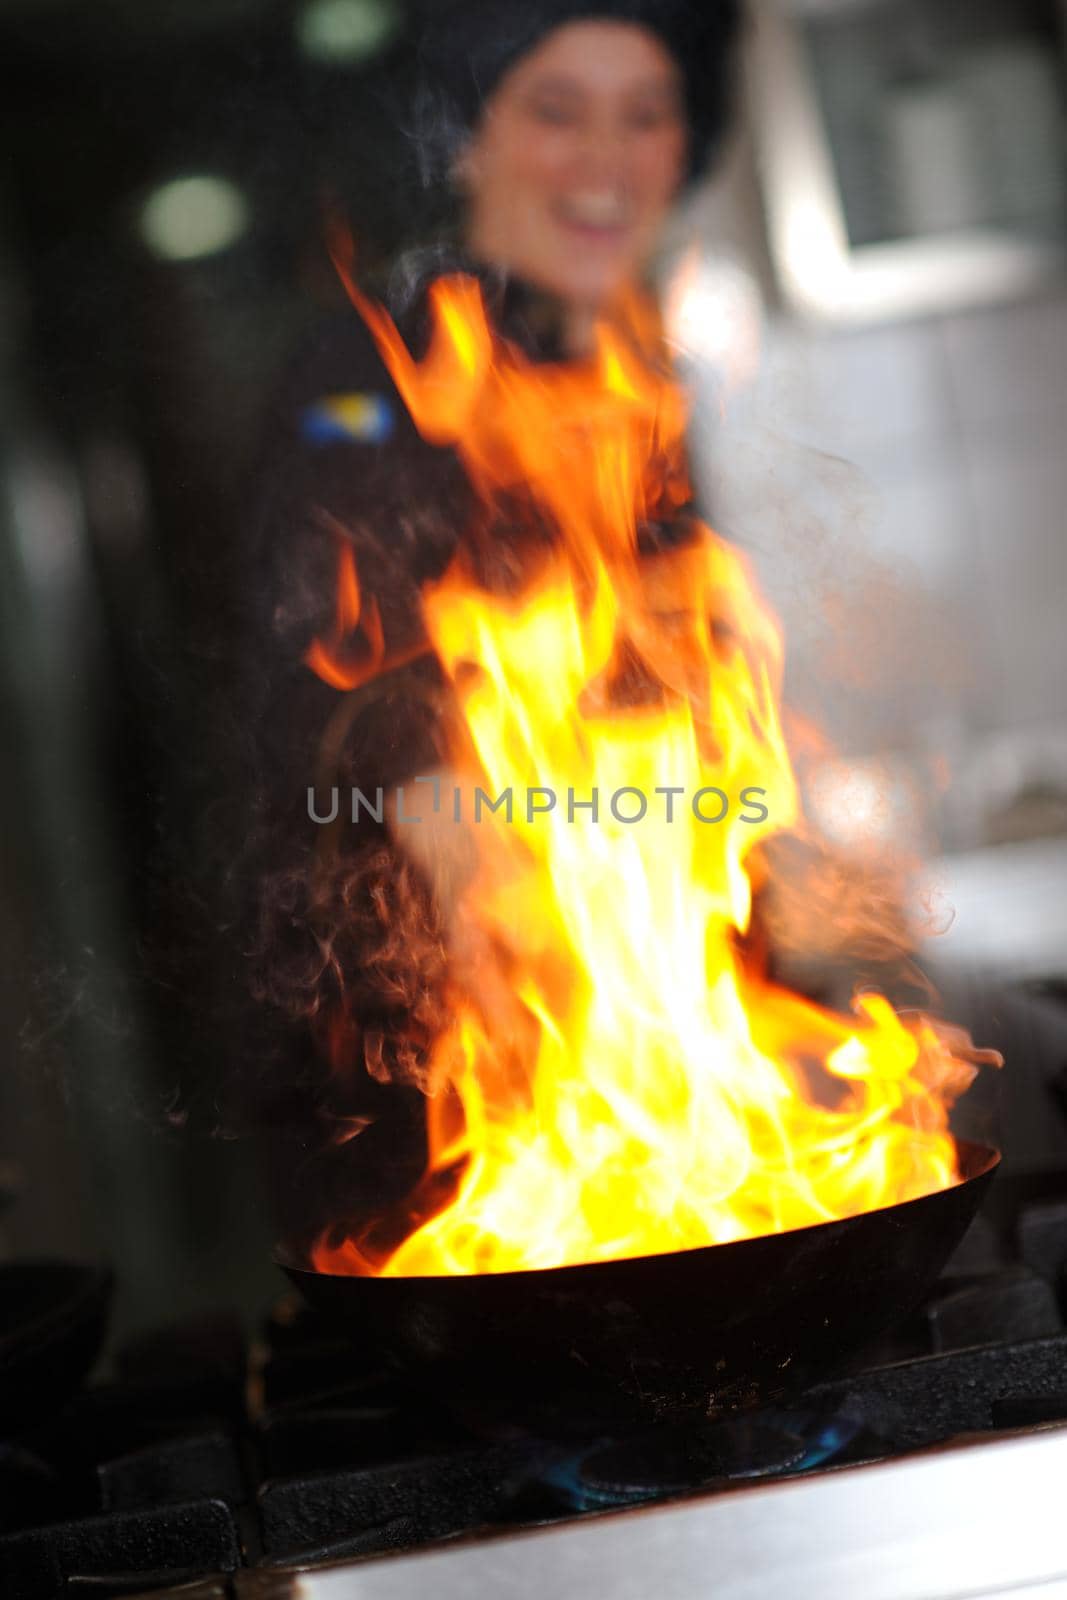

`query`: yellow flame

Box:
[311,277,972,1278]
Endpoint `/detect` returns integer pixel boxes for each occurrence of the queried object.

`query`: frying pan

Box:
[279,1140,999,1431]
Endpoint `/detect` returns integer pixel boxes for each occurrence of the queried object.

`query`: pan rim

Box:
[275,1138,1000,1286]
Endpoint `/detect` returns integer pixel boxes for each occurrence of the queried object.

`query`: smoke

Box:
[250,839,451,1096]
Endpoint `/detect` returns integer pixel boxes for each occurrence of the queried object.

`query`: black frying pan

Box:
[279,1140,999,1431]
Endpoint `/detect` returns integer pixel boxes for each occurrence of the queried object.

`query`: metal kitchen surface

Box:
[293,1427,1067,1600]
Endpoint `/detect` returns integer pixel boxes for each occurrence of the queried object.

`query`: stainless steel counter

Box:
[295,1424,1067,1600]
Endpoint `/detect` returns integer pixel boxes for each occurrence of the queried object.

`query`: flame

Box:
[308,275,979,1278]
[304,540,385,690]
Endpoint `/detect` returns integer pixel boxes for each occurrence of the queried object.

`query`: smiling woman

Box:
[419,0,742,334]
[457,21,688,348]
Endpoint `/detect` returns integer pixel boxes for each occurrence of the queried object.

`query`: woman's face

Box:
[460,21,688,313]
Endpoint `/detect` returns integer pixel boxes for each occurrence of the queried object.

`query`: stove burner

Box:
[545,1418,808,1513]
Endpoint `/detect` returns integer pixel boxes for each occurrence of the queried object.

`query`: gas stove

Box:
[2,1189,1067,1600]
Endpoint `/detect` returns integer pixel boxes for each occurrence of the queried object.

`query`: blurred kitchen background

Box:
[1,0,1065,1335]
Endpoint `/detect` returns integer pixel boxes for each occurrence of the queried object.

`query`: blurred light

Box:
[810,761,893,847]
[808,759,921,850]
[296,0,400,65]
[664,252,764,396]
[139,176,250,263]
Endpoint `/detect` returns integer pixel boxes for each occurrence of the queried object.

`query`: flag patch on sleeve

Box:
[300,392,395,446]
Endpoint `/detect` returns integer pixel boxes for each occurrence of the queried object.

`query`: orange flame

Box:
[310,276,979,1278]
[304,539,387,691]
